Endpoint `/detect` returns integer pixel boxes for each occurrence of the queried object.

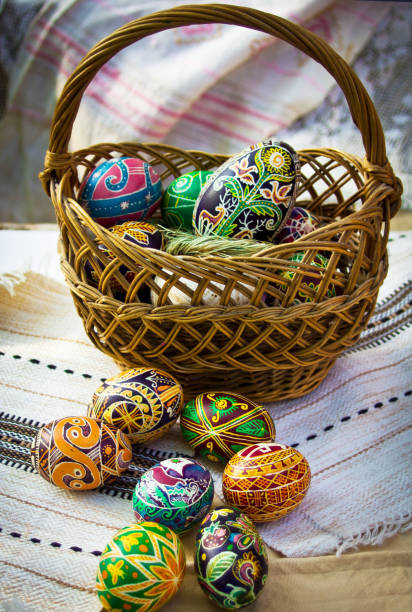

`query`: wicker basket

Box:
[40,4,402,403]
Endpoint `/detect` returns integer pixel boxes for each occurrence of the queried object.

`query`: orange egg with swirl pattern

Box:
[30,416,132,490]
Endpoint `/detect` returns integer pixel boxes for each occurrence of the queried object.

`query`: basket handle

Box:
[42,3,397,197]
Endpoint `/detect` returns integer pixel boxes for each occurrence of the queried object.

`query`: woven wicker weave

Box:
[40,4,402,403]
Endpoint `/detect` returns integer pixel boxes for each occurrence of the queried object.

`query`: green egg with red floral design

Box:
[180,392,276,463]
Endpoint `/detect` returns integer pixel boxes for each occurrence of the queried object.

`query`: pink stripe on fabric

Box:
[85,90,165,139]
[24,43,165,139]
[183,113,253,144]
[202,93,287,127]
[257,60,326,92]
[33,18,181,119]
[35,31,172,131]
[336,4,378,26]
[25,43,72,79]
[193,101,261,133]
[8,105,51,125]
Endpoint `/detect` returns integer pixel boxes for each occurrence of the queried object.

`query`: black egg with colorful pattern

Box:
[195,506,268,609]
[193,140,299,241]
[84,220,163,299]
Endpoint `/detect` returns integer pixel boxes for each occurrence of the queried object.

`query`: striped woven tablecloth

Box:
[0,230,411,610]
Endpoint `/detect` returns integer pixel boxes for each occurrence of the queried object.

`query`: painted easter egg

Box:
[85,220,163,299]
[193,140,299,241]
[96,522,186,612]
[162,170,215,230]
[275,206,319,244]
[195,506,268,609]
[222,442,311,522]
[133,457,214,534]
[278,251,337,304]
[30,416,132,490]
[85,221,163,297]
[79,157,162,227]
[151,276,252,306]
[88,368,183,444]
[180,392,276,463]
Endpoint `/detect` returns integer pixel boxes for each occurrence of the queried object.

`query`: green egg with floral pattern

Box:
[195,506,268,609]
[180,392,276,463]
[96,521,185,612]
[162,170,215,230]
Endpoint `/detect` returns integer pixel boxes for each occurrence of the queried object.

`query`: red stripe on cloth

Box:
[24,43,165,139]
[33,18,181,120]
[183,113,253,144]
[202,92,287,127]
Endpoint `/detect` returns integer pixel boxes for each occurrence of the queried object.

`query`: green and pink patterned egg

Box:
[278,251,337,304]
[195,506,268,609]
[162,170,215,230]
[30,416,132,490]
[96,522,186,612]
[133,457,214,534]
[88,367,183,444]
[193,140,299,241]
[275,206,319,244]
[180,392,276,463]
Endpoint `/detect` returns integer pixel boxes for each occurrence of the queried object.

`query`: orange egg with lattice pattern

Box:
[222,442,311,522]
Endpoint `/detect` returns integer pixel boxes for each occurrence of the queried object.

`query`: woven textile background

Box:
[2,0,411,223]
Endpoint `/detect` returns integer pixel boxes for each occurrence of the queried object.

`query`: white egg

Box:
[151,276,252,306]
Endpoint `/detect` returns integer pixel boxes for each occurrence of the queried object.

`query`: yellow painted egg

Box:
[222,442,311,522]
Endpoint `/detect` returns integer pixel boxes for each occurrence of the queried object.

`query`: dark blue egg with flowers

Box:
[195,506,268,609]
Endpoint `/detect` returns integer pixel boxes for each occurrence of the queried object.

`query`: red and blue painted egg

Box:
[193,140,300,241]
[79,157,162,227]
[275,206,319,244]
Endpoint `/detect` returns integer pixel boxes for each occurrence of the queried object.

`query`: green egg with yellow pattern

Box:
[180,392,276,463]
[96,522,186,612]
[161,170,215,230]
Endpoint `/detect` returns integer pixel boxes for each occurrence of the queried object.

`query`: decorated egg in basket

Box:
[133,457,214,534]
[88,367,183,444]
[96,522,186,612]
[193,140,299,241]
[85,220,163,299]
[79,157,162,227]
[195,506,268,609]
[162,170,215,230]
[275,206,319,244]
[30,416,132,490]
[181,392,276,463]
[278,251,337,304]
[222,442,311,522]
[151,276,252,306]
